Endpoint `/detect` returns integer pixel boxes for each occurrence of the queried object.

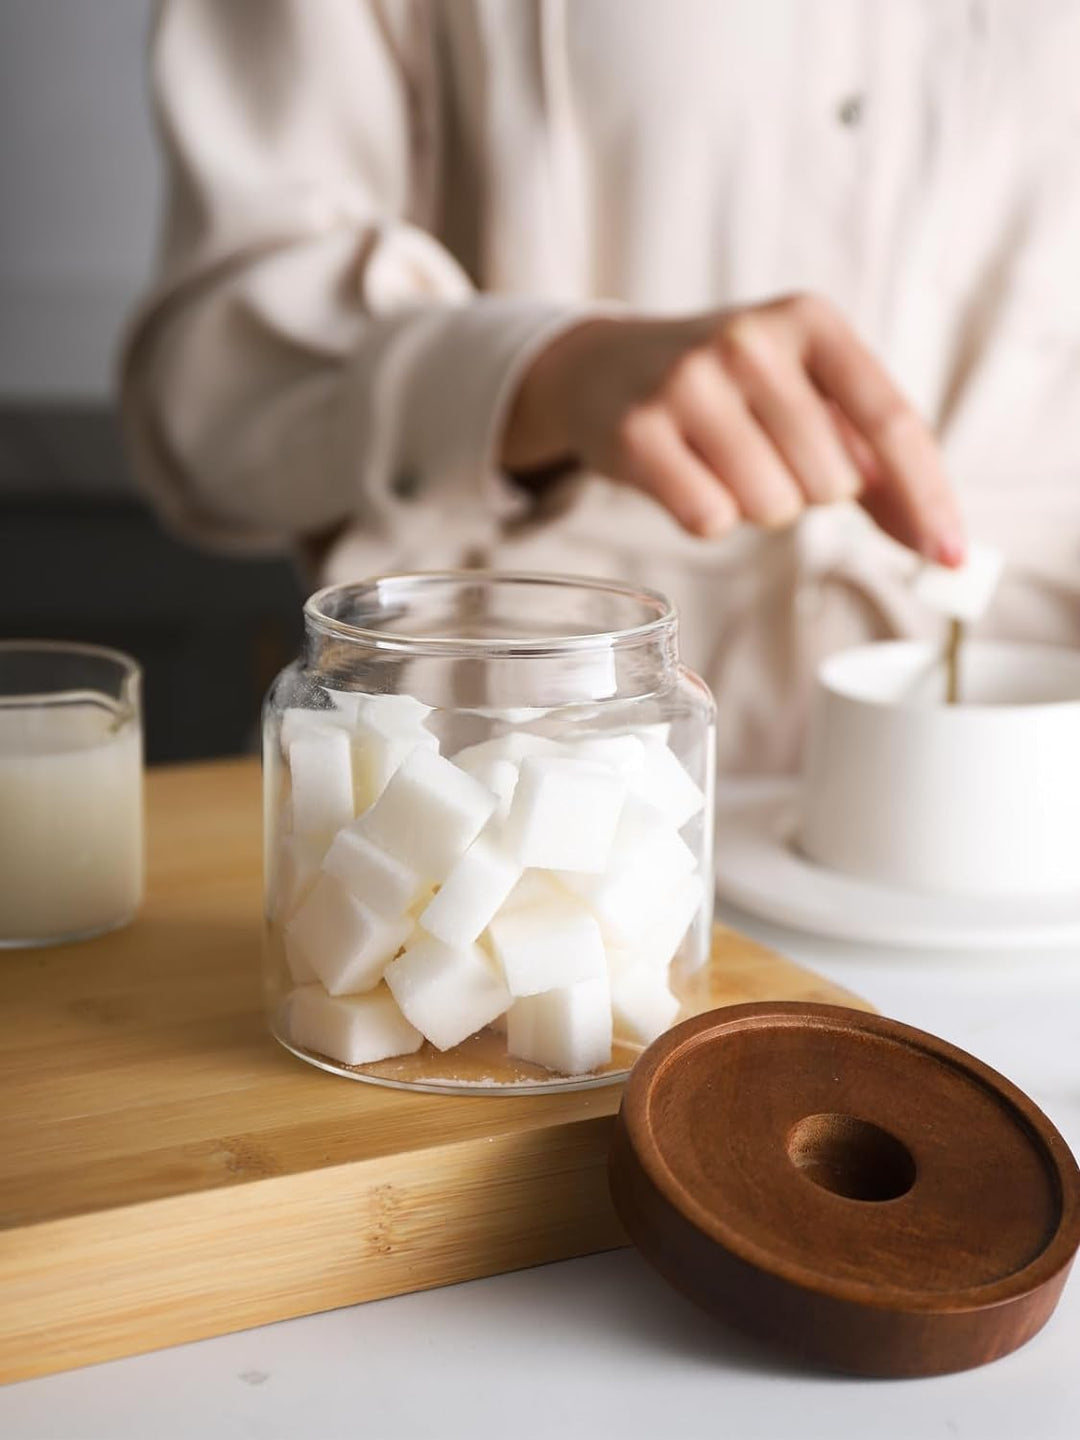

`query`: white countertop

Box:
[3,899,1079,1439]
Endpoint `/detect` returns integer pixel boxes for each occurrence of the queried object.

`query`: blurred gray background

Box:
[0,0,303,761]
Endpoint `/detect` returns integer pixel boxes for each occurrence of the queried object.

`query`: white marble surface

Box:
[3,892,1079,1439]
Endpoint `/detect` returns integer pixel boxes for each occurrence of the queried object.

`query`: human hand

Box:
[502,295,964,564]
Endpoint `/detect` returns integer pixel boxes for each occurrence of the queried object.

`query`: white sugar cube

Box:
[500,869,569,913]
[562,733,645,777]
[503,756,626,872]
[629,871,706,971]
[270,835,324,927]
[352,713,439,810]
[385,934,510,1050]
[286,983,422,1065]
[452,734,561,816]
[507,976,613,1075]
[558,798,696,945]
[913,540,1004,623]
[280,706,349,751]
[454,734,562,770]
[285,873,412,996]
[419,832,522,948]
[622,722,672,745]
[361,746,497,880]
[325,690,366,721]
[628,739,705,830]
[611,963,681,1047]
[355,693,433,727]
[322,823,426,916]
[467,755,521,816]
[488,894,607,997]
[353,731,438,813]
[288,728,355,835]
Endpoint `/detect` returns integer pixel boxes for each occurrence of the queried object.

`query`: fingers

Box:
[671,353,804,527]
[735,354,864,507]
[615,405,739,539]
[798,298,965,563]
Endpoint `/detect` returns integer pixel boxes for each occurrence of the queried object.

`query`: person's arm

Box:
[121,0,583,552]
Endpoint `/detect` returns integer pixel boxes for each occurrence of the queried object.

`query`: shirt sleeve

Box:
[120,0,583,553]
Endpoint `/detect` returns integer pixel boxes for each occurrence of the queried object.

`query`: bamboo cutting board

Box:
[0,759,871,1383]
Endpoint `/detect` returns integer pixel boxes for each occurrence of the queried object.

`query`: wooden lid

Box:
[610,1002,1080,1377]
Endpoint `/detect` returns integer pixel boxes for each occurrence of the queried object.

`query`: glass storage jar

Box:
[263,572,715,1093]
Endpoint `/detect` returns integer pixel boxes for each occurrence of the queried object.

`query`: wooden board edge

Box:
[0,1116,624,1384]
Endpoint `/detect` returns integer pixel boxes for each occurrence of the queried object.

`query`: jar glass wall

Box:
[263,573,715,1093]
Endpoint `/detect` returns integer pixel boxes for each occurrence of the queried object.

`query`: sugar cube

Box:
[419,832,522,948]
[488,895,607,996]
[286,983,422,1065]
[913,540,1004,623]
[503,756,626,872]
[355,693,433,727]
[628,739,705,830]
[322,822,426,916]
[288,728,356,835]
[610,962,681,1047]
[270,834,324,925]
[562,733,645,777]
[351,697,440,810]
[507,976,613,1074]
[630,871,705,970]
[558,797,697,944]
[453,734,562,770]
[360,746,497,880]
[500,869,569,913]
[280,706,349,751]
[285,873,412,996]
[452,734,561,816]
[385,934,511,1050]
[353,731,438,812]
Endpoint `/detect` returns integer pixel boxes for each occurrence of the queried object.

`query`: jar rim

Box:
[0,639,140,676]
[304,571,677,656]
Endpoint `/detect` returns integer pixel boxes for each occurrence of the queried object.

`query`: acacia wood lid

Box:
[609,1002,1080,1377]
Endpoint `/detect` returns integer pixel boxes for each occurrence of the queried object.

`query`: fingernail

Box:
[762,500,803,531]
[934,531,967,568]
[700,514,732,540]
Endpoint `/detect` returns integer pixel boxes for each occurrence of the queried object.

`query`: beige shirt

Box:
[123,0,1080,772]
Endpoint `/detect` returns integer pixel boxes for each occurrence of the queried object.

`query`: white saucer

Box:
[714,780,1080,950]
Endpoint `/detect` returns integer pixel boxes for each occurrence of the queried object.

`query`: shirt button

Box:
[836,93,865,128]
[392,471,422,501]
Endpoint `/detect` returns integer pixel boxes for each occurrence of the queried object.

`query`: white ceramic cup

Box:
[800,640,1080,897]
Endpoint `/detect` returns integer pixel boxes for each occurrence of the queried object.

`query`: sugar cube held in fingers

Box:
[914,541,1004,624]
